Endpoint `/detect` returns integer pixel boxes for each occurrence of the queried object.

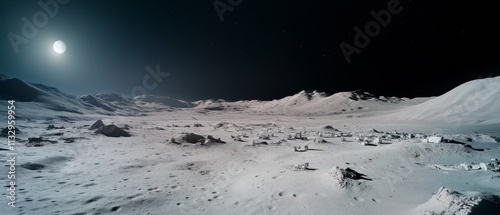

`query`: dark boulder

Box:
[95,125,130,137]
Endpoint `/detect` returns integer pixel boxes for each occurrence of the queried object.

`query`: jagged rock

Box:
[204,135,225,144]
[414,187,500,215]
[314,137,327,143]
[26,137,58,146]
[369,128,383,133]
[328,166,371,189]
[28,137,44,143]
[89,120,104,130]
[95,125,130,137]
[176,133,204,144]
[46,124,65,130]
[170,133,224,145]
[323,125,339,131]
[294,145,308,152]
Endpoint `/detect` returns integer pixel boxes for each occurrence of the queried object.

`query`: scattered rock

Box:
[204,135,225,144]
[290,162,316,171]
[291,162,310,171]
[252,140,269,146]
[414,187,500,215]
[323,125,339,131]
[62,138,76,143]
[27,137,57,145]
[232,133,248,141]
[314,137,327,143]
[170,133,224,145]
[415,133,427,139]
[193,123,204,127]
[214,122,227,128]
[42,132,64,136]
[493,136,500,143]
[46,124,65,130]
[294,145,308,152]
[428,136,443,143]
[449,159,500,171]
[287,132,308,140]
[328,166,371,189]
[258,132,272,140]
[171,133,204,144]
[89,120,105,130]
[95,125,131,137]
[369,128,383,133]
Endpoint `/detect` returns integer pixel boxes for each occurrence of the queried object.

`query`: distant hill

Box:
[1,73,497,124]
[192,90,428,116]
[386,76,500,125]
[0,74,191,118]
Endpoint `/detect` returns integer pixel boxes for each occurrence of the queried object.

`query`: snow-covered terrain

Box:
[1,75,499,215]
[387,76,500,125]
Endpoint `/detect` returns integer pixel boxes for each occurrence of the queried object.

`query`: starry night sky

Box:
[1,0,499,101]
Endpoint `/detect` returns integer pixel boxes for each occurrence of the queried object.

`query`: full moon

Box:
[53,40,66,54]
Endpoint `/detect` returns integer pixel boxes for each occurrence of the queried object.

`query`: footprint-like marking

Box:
[110,206,121,212]
[82,183,96,188]
[21,163,45,170]
[84,195,103,204]
[124,193,142,200]
[21,156,73,171]
[353,197,365,202]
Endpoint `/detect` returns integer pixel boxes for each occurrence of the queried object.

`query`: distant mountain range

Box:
[0,74,188,117]
[1,74,498,125]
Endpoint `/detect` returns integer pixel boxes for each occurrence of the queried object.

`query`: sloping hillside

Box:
[387,76,500,125]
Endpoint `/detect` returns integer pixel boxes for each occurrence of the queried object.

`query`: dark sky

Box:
[1,0,499,101]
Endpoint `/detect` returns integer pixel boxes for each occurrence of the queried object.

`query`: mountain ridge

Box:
[1,73,497,124]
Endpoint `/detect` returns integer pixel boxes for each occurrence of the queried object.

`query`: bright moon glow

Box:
[53,40,66,54]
